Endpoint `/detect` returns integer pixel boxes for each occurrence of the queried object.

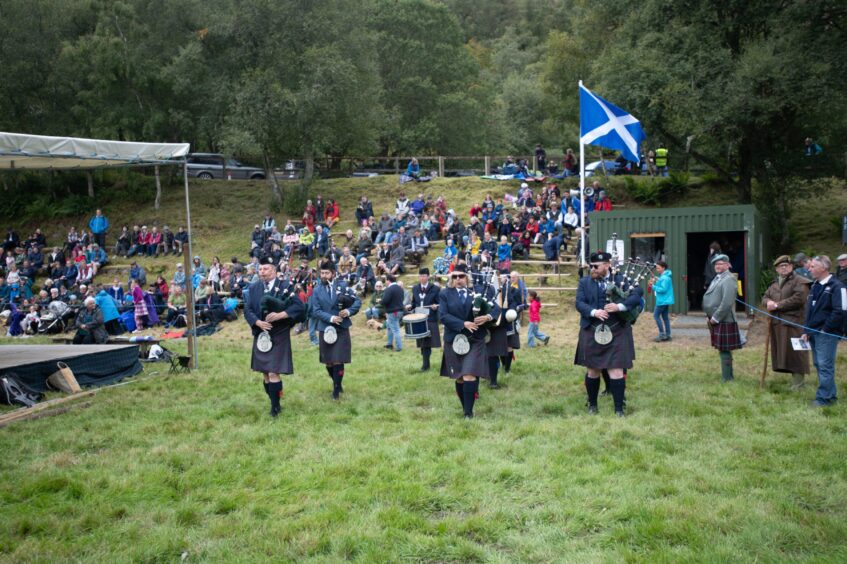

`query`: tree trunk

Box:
[304,156,314,183]
[658,126,739,189]
[263,150,283,206]
[598,148,608,180]
[86,170,94,198]
[154,165,162,210]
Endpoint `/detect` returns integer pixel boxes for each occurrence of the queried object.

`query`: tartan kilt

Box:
[708,321,743,351]
[251,329,294,375]
[319,327,352,364]
[442,337,489,380]
[574,323,635,369]
[486,323,510,357]
[416,319,442,349]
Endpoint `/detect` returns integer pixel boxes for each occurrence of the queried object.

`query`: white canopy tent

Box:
[0,131,198,367]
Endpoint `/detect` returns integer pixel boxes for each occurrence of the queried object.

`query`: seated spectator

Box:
[354,231,373,264]
[301,212,315,233]
[355,257,376,295]
[324,199,340,228]
[46,246,65,268]
[355,196,374,226]
[313,225,330,258]
[153,275,170,312]
[129,226,151,258]
[443,238,458,262]
[261,212,276,234]
[27,244,43,271]
[314,195,325,220]
[410,193,426,216]
[171,263,186,290]
[594,190,612,212]
[147,227,162,257]
[513,230,532,259]
[207,256,222,291]
[497,236,512,271]
[71,297,107,343]
[64,227,79,255]
[406,158,421,180]
[129,261,147,287]
[338,247,356,277]
[107,277,125,304]
[364,280,386,327]
[165,285,187,326]
[395,193,410,217]
[409,229,429,262]
[375,214,394,245]
[174,226,188,255]
[562,206,579,238]
[58,259,78,290]
[159,226,175,256]
[86,244,107,275]
[198,285,227,324]
[115,225,132,257]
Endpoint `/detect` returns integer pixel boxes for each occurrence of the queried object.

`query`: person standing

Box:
[410,268,441,371]
[574,252,642,416]
[381,274,405,352]
[526,291,550,348]
[486,272,523,388]
[309,260,361,400]
[655,144,669,176]
[651,261,674,342]
[762,255,811,390]
[439,264,499,418]
[802,256,845,407]
[89,209,109,250]
[835,253,847,286]
[703,254,743,382]
[244,257,305,417]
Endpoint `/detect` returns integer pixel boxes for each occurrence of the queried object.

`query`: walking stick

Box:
[760,318,772,389]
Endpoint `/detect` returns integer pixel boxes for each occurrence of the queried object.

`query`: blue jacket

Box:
[575,273,644,329]
[95,289,121,322]
[89,215,109,234]
[438,286,501,344]
[406,161,420,176]
[653,269,675,306]
[804,276,846,336]
[309,279,361,332]
[497,243,511,262]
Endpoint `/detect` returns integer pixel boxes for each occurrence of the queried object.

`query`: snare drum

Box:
[402,313,431,339]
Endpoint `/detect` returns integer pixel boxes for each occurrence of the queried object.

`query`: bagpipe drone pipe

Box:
[605,258,655,325]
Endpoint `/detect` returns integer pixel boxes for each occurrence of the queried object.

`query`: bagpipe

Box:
[260,279,301,328]
[605,258,655,325]
[470,266,498,329]
[334,282,358,312]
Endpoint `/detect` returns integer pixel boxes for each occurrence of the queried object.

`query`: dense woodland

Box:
[2,0,846,241]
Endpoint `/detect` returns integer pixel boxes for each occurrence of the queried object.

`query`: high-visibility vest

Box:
[655,148,668,167]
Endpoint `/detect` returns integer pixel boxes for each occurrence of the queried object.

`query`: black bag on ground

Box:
[0,373,44,407]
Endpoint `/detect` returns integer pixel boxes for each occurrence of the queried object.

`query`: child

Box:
[526,291,550,347]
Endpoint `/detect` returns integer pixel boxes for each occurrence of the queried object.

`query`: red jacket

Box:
[529,299,542,323]
[594,198,612,212]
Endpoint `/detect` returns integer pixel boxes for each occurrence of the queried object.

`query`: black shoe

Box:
[270,405,281,418]
[489,383,500,389]
[543,336,550,346]
[600,390,609,397]
[615,410,626,418]
[588,405,598,415]
[331,388,340,400]
[464,413,474,419]
[383,344,393,349]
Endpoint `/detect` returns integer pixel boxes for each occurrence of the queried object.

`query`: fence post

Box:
[532,155,538,172]
[395,156,400,175]
[484,156,491,176]
[438,156,445,178]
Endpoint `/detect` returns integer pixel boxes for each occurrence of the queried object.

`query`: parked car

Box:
[186,153,265,180]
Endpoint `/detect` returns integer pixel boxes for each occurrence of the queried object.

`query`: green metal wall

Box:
[588,205,767,314]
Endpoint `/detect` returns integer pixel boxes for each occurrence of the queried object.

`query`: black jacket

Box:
[804,276,846,335]
[380,283,405,313]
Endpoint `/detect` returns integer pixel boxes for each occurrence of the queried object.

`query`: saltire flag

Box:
[579,84,646,163]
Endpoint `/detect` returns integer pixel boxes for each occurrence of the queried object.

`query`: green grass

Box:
[2,319,847,561]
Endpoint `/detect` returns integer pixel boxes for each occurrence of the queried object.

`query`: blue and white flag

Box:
[579,84,646,163]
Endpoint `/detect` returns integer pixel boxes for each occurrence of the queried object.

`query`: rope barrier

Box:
[736,297,847,341]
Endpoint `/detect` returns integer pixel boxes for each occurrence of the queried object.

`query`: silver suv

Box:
[186,153,266,180]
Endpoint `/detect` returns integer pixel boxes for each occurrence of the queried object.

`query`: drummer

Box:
[439,263,500,419]
[309,260,361,400]
[408,267,441,371]
[486,271,524,389]
[574,251,643,416]
[244,256,305,418]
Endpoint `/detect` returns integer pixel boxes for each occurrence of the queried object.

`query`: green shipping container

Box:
[587,205,769,314]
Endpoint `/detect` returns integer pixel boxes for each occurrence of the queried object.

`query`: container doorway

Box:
[686,231,747,312]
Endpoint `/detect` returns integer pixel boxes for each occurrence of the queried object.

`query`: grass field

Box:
[2,315,847,561]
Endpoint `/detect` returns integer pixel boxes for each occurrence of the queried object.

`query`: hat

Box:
[589,251,612,263]
[258,256,276,266]
[450,264,468,276]
[773,255,792,267]
[711,253,730,264]
[193,255,200,260]
[176,263,183,268]
[418,267,430,275]
[837,253,847,262]
[520,182,529,189]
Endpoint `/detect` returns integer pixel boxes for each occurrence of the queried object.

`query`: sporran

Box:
[323,325,338,344]
[594,323,613,345]
[452,333,470,355]
[257,330,273,352]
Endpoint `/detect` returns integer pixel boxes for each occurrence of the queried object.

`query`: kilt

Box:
[251,329,294,374]
[442,337,489,380]
[487,323,510,357]
[416,319,442,349]
[507,324,521,350]
[574,322,635,369]
[708,321,743,351]
[319,327,352,364]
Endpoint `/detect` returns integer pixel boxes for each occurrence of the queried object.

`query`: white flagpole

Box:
[578,80,586,269]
